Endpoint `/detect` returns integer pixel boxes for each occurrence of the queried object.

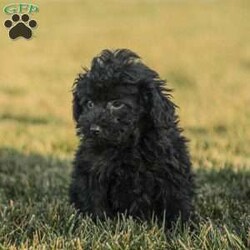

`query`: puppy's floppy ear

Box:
[72,83,81,122]
[72,72,88,122]
[143,80,176,128]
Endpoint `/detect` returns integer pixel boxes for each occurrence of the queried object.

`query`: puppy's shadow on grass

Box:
[0,147,71,204]
[0,148,250,218]
[194,165,249,240]
[0,146,249,218]
[0,147,78,245]
[0,147,249,246]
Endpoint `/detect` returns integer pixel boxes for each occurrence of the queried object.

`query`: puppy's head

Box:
[73,49,175,146]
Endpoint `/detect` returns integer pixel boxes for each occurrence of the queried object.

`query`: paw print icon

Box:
[4,14,37,40]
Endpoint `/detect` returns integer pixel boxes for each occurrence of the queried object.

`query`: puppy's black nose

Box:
[90,124,101,136]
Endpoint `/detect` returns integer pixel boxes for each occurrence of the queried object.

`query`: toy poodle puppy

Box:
[69,49,194,227]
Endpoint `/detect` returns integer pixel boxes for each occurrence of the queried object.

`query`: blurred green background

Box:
[0,0,249,248]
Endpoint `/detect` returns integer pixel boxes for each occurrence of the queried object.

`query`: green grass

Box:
[0,0,249,249]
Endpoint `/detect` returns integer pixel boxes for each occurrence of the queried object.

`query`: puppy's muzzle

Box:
[90,124,102,137]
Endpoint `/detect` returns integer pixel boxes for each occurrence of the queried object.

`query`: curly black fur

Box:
[70,49,194,226]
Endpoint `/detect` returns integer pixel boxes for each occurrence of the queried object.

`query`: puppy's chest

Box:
[82,148,157,211]
[80,148,147,190]
[84,149,141,177]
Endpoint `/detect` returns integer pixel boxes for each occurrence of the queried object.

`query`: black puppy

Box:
[70,49,194,226]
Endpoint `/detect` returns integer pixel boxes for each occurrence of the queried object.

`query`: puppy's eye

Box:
[109,100,124,110]
[86,100,94,109]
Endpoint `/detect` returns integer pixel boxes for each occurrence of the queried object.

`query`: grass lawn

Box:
[0,0,249,249]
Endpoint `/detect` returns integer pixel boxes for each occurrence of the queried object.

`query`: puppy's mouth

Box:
[84,129,126,146]
[89,124,102,137]
[85,135,120,147]
[84,125,104,144]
